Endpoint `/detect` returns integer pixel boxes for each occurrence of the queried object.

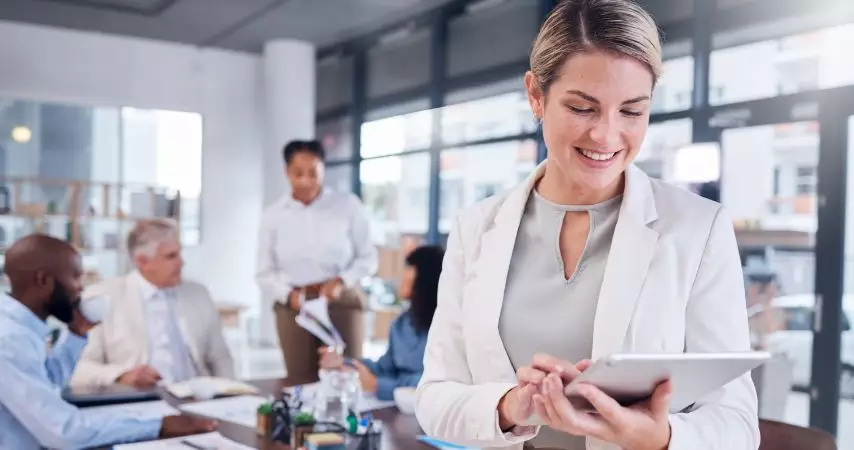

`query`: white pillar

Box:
[259,40,316,346]
[263,40,316,205]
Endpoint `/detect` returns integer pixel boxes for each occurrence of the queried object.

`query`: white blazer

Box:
[70,274,235,387]
[415,163,759,450]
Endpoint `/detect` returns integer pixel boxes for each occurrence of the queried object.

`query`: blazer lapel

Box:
[124,274,150,362]
[477,163,545,379]
[591,166,659,359]
[172,287,205,374]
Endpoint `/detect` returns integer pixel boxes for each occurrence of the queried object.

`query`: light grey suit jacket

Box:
[70,273,235,387]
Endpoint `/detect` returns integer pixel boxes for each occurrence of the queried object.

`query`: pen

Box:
[180,439,214,450]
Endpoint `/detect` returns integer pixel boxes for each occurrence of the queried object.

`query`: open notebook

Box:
[164,377,259,399]
[113,432,253,450]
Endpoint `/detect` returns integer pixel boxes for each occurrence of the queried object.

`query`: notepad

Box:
[416,435,480,450]
[164,377,259,399]
[113,432,253,449]
[178,395,268,428]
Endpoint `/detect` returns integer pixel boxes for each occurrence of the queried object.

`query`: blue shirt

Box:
[361,312,428,401]
[0,294,162,449]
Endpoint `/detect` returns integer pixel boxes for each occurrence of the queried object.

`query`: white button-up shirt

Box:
[256,189,378,302]
[133,271,196,383]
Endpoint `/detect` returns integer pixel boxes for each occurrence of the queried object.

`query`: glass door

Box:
[720,121,820,430]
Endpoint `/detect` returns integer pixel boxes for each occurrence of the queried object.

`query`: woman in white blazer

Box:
[414,1,759,450]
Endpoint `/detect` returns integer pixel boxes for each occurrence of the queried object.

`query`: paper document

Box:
[164,377,259,399]
[296,297,345,348]
[285,382,396,413]
[417,435,480,450]
[178,395,267,428]
[113,432,254,450]
[82,400,177,420]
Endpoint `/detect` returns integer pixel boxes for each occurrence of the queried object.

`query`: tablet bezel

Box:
[561,351,772,412]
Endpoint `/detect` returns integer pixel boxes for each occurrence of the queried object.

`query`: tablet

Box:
[561,352,771,413]
[63,384,159,407]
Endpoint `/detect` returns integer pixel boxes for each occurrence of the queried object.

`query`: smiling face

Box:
[286,151,325,204]
[526,49,654,198]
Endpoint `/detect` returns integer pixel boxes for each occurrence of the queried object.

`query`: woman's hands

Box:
[321,277,344,302]
[287,288,305,311]
[532,362,673,450]
[318,347,378,394]
[497,354,591,430]
[287,278,342,311]
[352,360,378,394]
[318,347,345,370]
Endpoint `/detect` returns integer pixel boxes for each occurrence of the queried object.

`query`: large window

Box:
[361,109,433,157]
[710,23,854,105]
[121,108,203,246]
[439,140,537,233]
[441,91,536,146]
[722,122,818,236]
[361,153,430,247]
[652,56,695,113]
[324,164,353,195]
[635,119,694,181]
[0,97,202,281]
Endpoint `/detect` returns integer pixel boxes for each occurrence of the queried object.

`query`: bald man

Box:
[0,234,216,449]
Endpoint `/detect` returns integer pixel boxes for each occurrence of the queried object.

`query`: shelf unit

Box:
[0,177,182,286]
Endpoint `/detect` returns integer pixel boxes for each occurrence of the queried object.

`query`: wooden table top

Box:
[81,377,432,450]
[198,378,430,449]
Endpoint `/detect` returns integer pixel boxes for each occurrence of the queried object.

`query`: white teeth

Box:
[579,148,617,161]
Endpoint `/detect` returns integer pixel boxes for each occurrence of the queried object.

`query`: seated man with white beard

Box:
[71,218,234,388]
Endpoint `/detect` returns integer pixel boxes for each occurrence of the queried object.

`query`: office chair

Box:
[759,419,837,450]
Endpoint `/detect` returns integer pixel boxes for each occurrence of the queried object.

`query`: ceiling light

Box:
[11,126,32,144]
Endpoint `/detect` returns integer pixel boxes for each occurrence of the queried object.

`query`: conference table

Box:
[77,376,432,450]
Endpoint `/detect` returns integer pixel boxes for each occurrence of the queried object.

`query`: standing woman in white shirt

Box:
[415,1,759,449]
[257,140,378,382]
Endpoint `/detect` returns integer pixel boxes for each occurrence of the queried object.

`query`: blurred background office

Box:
[0,0,852,446]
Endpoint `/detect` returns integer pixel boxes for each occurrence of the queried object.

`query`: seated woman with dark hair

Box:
[320,245,444,401]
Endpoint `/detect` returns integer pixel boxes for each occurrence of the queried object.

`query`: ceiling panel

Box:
[0,0,721,55]
[219,0,454,52]
[638,0,693,24]
[0,0,275,46]
[0,0,457,53]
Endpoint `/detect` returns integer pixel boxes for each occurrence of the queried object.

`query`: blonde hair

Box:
[127,218,179,259]
[530,0,662,94]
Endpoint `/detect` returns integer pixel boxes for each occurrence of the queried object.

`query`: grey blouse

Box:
[498,189,622,449]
